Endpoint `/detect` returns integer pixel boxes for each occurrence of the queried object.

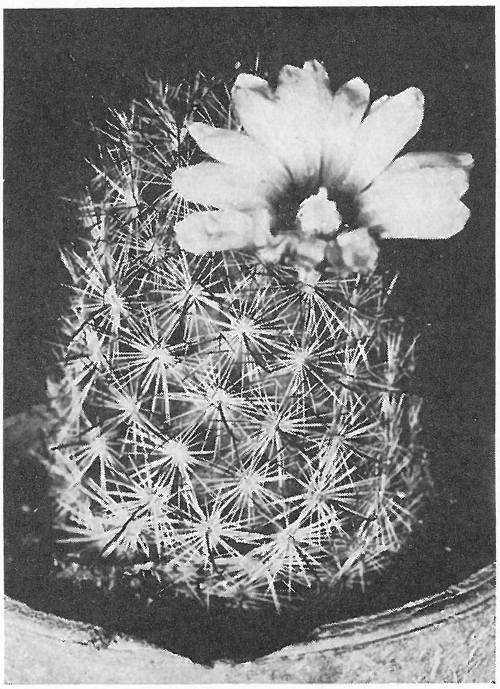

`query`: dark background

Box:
[4,7,494,515]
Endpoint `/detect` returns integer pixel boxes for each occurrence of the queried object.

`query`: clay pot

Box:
[4,409,495,683]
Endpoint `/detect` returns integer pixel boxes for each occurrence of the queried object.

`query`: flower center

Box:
[297,188,342,239]
[273,186,358,239]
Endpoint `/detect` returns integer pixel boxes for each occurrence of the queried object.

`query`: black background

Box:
[4,7,494,503]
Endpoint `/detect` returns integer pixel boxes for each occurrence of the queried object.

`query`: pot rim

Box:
[4,563,495,664]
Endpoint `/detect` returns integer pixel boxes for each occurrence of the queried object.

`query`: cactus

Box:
[47,61,471,611]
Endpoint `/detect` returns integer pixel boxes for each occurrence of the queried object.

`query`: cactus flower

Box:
[173,60,473,277]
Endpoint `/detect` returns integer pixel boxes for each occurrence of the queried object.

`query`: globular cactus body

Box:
[47,67,437,610]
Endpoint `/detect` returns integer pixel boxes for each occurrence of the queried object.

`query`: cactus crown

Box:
[48,67,429,611]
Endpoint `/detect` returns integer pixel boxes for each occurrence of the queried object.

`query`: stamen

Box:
[296,187,342,240]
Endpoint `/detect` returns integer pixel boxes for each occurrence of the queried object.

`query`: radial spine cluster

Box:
[48,72,427,609]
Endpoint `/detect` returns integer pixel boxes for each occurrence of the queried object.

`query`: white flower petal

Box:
[175,209,272,254]
[357,166,470,239]
[274,60,333,180]
[389,151,473,196]
[172,163,272,210]
[343,87,425,191]
[276,60,331,106]
[232,62,332,186]
[231,74,296,168]
[322,77,370,186]
[389,151,474,173]
[187,122,287,184]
